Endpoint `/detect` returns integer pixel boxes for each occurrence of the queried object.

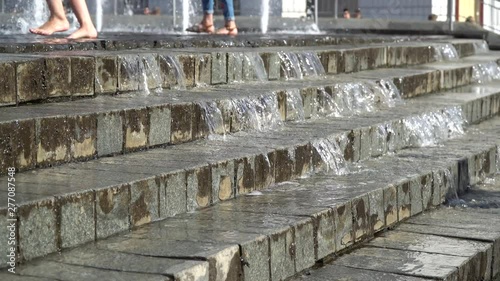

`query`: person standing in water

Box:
[187,0,238,35]
[30,0,97,39]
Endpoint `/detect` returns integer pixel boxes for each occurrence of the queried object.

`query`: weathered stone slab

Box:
[36,117,70,166]
[95,55,118,94]
[196,54,212,86]
[16,58,46,102]
[69,114,97,160]
[0,120,36,172]
[170,103,193,144]
[370,231,492,281]
[57,190,95,249]
[335,247,467,280]
[163,170,187,218]
[129,178,159,227]
[97,110,124,156]
[123,108,149,151]
[148,104,171,146]
[118,54,140,92]
[290,264,428,281]
[71,56,95,96]
[95,184,131,239]
[0,61,16,106]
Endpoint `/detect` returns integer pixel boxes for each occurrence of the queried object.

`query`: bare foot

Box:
[67,26,98,39]
[216,25,238,35]
[30,17,70,36]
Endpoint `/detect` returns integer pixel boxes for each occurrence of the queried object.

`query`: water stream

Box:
[261,0,270,34]
[433,44,459,61]
[472,62,500,83]
[312,138,349,175]
[473,40,489,54]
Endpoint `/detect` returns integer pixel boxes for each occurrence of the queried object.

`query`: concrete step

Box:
[290,207,500,281]
[5,116,500,280]
[2,54,499,174]
[1,79,500,267]
[0,38,488,106]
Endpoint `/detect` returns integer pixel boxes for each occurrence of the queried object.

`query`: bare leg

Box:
[29,0,70,36]
[67,0,97,39]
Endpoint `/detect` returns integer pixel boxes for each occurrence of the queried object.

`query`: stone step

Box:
[2,55,499,174]
[290,207,500,281]
[1,79,500,267]
[0,38,488,106]
[5,116,500,280]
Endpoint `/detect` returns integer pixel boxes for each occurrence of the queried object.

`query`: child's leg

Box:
[67,0,97,39]
[29,0,70,36]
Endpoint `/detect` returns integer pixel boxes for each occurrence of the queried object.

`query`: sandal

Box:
[186,23,214,34]
[215,25,238,36]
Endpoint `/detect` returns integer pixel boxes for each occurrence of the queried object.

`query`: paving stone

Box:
[368,187,385,233]
[95,55,118,94]
[95,184,130,239]
[211,160,235,204]
[0,61,16,106]
[163,170,187,218]
[318,50,341,74]
[69,114,97,160]
[97,110,124,156]
[45,56,71,98]
[254,151,275,190]
[369,231,493,281]
[18,197,57,262]
[16,260,172,281]
[46,246,210,280]
[0,208,16,269]
[36,116,70,166]
[16,58,46,102]
[275,148,295,182]
[186,165,213,211]
[148,104,171,146]
[335,201,353,251]
[58,190,95,249]
[71,56,95,96]
[97,236,241,281]
[235,155,256,195]
[409,177,423,216]
[170,103,193,144]
[335,247,467,280]
[129,178,160,227]
[290,264,428,281]
[123,108,149,151]
[397,181,411,221]
[0,120,36,172]
[384,183,398,227]
[178,54,196,87]
[352,195,370,242]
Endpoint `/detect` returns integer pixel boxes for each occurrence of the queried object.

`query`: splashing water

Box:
[402,107,465,147]
[278,52,304,80]
[472,62,500,84]
[377,79,402,107]
[317,88,341,117]
[286,89,305,121]
[261,0,270,34]
[473,41,489,54]
[140,55,163,94]
[297,52,326,77]
[162,56,186,89]
[198,101,226,139]
[312,138,349,175]
[243,53,268,82]
[15,1,49,34]
[331,83,376,115]
[257,94,283,130]
[433,44,459,61]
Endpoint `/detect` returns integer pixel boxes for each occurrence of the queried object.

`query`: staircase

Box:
[1,34,500,280]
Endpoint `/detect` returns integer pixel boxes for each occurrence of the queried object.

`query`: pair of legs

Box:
[30,0,97,39]
[196,0,238,35]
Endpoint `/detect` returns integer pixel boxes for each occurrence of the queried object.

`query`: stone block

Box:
[159,54,180,89]
[118,54,140,92]
[420,173,433,211]
[148,105,171,147]
[186,165,212,212]
[359,126,372,161]
[0,61,16,106]
[368,188,385,234]
[260,52,280,80]
[432,169,445,206]
[69,114,97,160]
[164,171,187,218]
[123,108,149,151]
[178,54,196,87]
[254,151,275,190]
[170,103,193,144]
[130,178,160,227]
[71,56,95,96]
[211,160,235,204]
[196,54,212,86]
[370,124,388,157]
[0,120,36,172]
[45,56,71,97]
[269,228,295,281]
[318,50,341,74]
[18,198,57,261]
[58,191,95,249]
[294,143,312,178]
[95,55,117,94]
[227,53,243,83]
[482,97,490,120]
[397,181,411,221]
[312,209,335,260]
[235,156,256,196]
[294,219,315,274]
[97,111,124,156]
[95,184,130,239]
[16,58,47,102]
[300,87,318,119]
[240,235,270,281]
[441,67,472,90]
[191,102,209,141]
[367,47,387,70]
[335,202,353,251]
[36,117,70,166]
[383,184,398,227]
[211,52,227,85]
[0,208,15,268]
[387,46,406,67]
[444,163,459,200]
[409,177,423,216]
[352,195,370,242]
[275,148,295,183]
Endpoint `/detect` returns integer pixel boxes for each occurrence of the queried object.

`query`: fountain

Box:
[261,0,270,34]
[96,0,105,32]
[472,62,500,83]
[183,0,191,34]
[433,44,459,61]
